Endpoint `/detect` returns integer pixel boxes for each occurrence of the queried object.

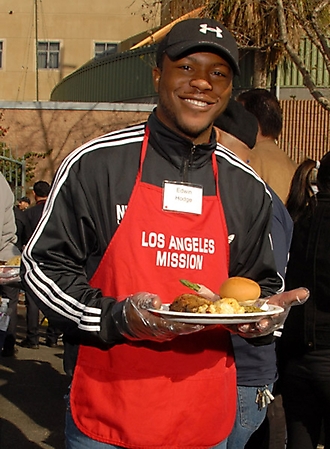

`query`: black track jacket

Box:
[21,110,282,373]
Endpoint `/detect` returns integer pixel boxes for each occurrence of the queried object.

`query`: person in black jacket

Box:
[23,181,50,240]
[13,202,28,252]
[17,196,31,211]
[12,196,30,253]
[279,152,330,449]
[20,18,308,449]
[216,100,294,448]
[20,181,61,349]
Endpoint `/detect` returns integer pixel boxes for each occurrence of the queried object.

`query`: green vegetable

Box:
[180,279,200,292]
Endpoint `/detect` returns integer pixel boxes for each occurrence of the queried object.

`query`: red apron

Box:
[70,129,236,448]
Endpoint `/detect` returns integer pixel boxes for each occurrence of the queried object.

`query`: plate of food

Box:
[147,303,284,324]
[146,277,284,324]
[0,256,21,284]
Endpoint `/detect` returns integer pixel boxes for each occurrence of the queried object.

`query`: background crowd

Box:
[0,16,328,449]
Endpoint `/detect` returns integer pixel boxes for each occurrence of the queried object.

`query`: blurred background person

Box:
[0,172,21,357]
[23,181,50,241]
[234,89,298,448]
[17,196,30,211]
[286,158,318,223]
[20,181,61,349]
[237,88,297,204]
[248,158,319,449]
[13,197,29,252]
[214,97,256,164]
[215,100,293,448]
[278,152,330,449]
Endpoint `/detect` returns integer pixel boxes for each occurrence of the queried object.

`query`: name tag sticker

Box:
[162,181,203,215]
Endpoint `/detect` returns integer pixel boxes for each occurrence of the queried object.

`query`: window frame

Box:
[94,42,118,58]
[0,41,3,69]
[37,40,60,70]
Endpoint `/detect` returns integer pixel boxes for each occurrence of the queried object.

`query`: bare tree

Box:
[134,0,330,109]
[209,0,301,87]
[277,0,330,110]
[134,0,302,87]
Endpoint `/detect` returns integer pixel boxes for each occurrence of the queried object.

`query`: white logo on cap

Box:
[199,24,223,39]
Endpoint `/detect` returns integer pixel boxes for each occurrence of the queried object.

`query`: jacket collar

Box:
[147,109,217,170]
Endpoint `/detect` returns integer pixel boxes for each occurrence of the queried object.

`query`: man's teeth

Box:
[185,99,208,107]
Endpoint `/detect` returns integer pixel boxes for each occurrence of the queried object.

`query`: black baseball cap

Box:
[156,18,240,76]
[214,98,258,149]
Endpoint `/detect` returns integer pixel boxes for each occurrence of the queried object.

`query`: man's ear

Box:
[152,67,161,93]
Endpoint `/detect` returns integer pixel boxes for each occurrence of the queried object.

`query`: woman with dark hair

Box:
[279,152,330,449]
[286,158,318,223]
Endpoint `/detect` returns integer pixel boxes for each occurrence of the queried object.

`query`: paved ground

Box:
[0,300,326,449]
[0,301,69,449]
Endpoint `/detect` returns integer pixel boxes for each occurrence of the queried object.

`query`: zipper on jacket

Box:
[181,145,196,182]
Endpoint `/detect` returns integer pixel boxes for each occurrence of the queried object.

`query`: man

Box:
[237,88,297,204]
[214,97,258,164]
[23,181,50,241]
[2,196,29,355]
[17,196,30,211]
[20,181,61,348]
[0,172,21,356]
[13,198,29,252]
[236,89,298,448]
[21,18,308,449]
[216,100,294,448]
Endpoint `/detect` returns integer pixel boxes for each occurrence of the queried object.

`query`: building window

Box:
[0,42,3,69]
[94,42,118,58]
[38,41,60,69]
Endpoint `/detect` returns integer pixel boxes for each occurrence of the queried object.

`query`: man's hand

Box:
[223,287,309,338]
[111,292,204,342]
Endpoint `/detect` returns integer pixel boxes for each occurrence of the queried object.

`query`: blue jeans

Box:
[65,397,227,449]
[225,384,273,449]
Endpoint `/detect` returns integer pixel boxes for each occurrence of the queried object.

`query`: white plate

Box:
[147,304,284,324]
[0,265,20,278]
[0,266,21,284]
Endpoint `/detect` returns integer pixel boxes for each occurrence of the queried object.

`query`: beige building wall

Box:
[1,100,329,193]
[0,102,153,191]
[0,0,160,101]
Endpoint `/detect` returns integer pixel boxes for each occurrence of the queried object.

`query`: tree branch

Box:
[276,0,330,111]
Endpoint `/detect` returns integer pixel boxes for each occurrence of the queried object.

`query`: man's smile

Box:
[183,97,216,108]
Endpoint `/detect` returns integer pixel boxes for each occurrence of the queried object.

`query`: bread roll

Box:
[219,277,260,302]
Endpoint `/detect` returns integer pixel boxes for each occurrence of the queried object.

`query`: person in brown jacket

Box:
[237,88,297,204]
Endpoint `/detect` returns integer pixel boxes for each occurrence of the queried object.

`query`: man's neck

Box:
[35,196,47,202]
[256,134,276,144]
